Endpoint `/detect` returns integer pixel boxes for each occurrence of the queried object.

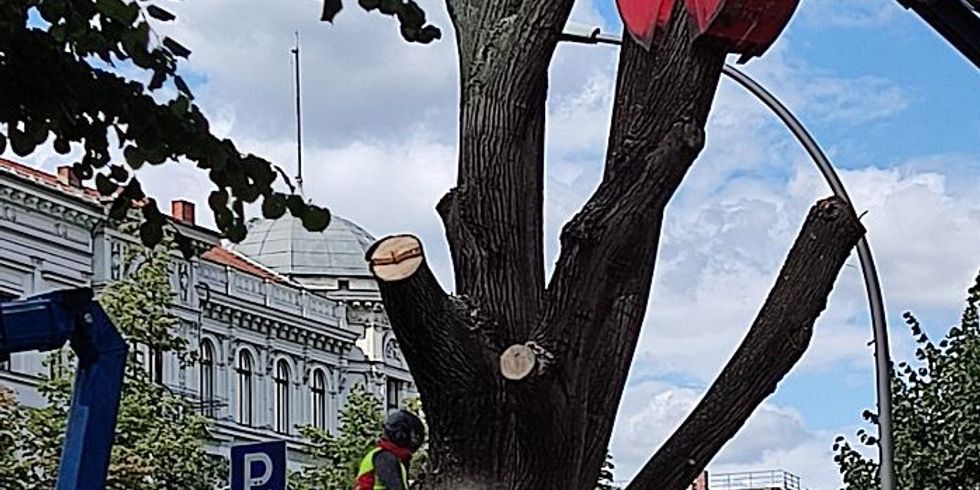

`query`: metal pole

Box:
[291,31,304,195]
[720,65,895,490]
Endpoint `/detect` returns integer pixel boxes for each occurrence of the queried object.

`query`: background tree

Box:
[0,387,33,489]
[290,384,388,490]
[834,271,980,489]
[0,234,225,489]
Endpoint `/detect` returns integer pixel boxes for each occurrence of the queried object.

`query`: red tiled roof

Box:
[0,157,284,284]
[202,247,286,283]
[0,157,102,201]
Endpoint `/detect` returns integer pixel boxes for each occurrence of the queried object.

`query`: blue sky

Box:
[8,0,979,487]
[598,1,979,486]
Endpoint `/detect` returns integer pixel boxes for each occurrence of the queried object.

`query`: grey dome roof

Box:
[233,214,376,277]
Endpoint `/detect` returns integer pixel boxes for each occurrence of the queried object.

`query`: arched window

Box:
[236,350,253,426]
[311,369,327,430]
[200,340,215,417]
[274,359,291,434]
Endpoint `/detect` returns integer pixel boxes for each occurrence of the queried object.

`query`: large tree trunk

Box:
[365,1,864,488]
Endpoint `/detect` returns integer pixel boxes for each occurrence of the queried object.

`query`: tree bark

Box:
[625,197,865,490]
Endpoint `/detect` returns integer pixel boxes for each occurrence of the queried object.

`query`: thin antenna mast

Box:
[291,31,304,195]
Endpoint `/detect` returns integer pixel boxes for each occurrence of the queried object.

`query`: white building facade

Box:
[0,157,414,466]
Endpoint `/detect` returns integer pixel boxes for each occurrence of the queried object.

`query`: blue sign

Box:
[230,441,286,490]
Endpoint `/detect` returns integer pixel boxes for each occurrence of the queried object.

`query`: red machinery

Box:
[616,0,800,59]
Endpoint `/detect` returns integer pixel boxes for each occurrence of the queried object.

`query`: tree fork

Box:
[626,196,866,490]
[368,234,580,489]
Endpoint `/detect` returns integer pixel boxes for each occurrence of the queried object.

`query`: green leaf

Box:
[207,190,229,211]
[149,69,166,91]
[162,37,191,58]
[95,174,120,195]
[301,206,331,232]
[141,200,166,224]
[261,194,288,219]
[174,75,192,98]
[72,161,94,180]
[226,222,246,242]
[146,5,176,22]
[214,207,232,230]
[119,178,145,200]
[173,232,195,260]
[124,145,145,169]
[109,164,129,181]
[417,25,441,43]
[396,1,425,27]
[173,95,191,115]
[139,221,164,247]
[286,195,306,215]
[321,0,343,22]
[9,128,36,157]
[109,196,131,220]
[53,136,71,154]
[97,0,139,25]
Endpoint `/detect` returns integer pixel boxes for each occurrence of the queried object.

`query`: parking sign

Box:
[230,441,286,490]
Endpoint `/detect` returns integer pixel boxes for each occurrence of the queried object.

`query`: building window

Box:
[0,356,9,372]
[274,360,291,434]
[236,350,253,426]
[311,369,327,430]
[133,345,164,383]
[337,279,350,290]
[200,340,215,417]
[386,378,401,412]
[148,348,164,384]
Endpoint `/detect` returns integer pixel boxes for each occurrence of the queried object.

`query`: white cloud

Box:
[610,380,854,489]
[799,0,900,29]
[732,43,911,128]
[158,0,459,146]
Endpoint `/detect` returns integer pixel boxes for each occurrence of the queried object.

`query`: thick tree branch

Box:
[625,197,866,490]
[367,235,496,394]
[438,0,576,343]
[532,11,727,476]
[542,5,725,343]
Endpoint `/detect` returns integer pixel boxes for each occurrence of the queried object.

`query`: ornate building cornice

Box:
[0,183,103,231]
[203,301,353,356]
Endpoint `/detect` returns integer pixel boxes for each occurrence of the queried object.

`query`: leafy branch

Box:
[0,0,329,255]
[321,0,441,43]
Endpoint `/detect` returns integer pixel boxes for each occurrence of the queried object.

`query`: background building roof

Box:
[232,214,376,278]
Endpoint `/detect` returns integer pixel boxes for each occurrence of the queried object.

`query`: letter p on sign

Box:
[231,441,286,490]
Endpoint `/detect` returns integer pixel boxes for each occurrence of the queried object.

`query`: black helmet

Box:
[383,409,425,451]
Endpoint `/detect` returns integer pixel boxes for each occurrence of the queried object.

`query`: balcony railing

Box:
[709,470,805,490]
[189,260,346,326]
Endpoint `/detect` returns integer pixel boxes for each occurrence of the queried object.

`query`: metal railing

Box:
[709,470,804,490]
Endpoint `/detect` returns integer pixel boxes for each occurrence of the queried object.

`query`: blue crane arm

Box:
[0,288,128,490]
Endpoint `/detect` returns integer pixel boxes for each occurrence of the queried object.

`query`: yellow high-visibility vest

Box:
[355,447,408,490]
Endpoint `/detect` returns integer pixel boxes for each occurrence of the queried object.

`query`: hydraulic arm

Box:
[0,288,128,490]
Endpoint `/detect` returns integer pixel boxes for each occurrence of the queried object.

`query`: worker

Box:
[354,409,426,490]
